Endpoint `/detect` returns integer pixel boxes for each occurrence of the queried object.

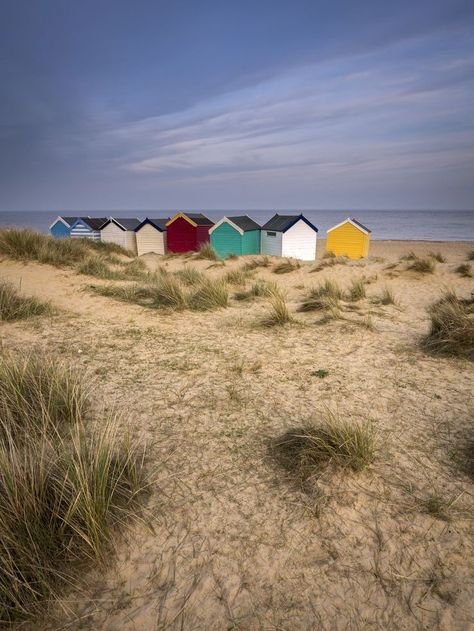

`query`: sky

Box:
[1,0,473,211]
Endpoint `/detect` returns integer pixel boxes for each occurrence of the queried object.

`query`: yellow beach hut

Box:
[326,217,371,259]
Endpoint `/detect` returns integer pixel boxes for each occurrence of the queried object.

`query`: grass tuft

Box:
[224,268,252,286]
[408,257,435,274]
[194,242,217,260]
[454,263,472,278]
[270,411,376,477]
[234,280,279,301]
[298,279,343,313]
[260,291,293,327]
[0,282,53,321]
[0,353,146,623]
[428,251,446,263]
[189,278,229,311]
[421,292,474,359]
[272,258,301,274]
[348,277,367,301]
[243,255,271,271]
[310,256,347,272]
[175,266,205,286]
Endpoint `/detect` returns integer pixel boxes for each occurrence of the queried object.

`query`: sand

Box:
[0,240,473,630]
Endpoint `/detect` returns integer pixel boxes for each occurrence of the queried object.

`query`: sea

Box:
[0,210,473,241]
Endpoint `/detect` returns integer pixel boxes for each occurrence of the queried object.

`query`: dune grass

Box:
[310,256,347,272]
[234,280,279,301]
[421,292,474,360]
[259,290,293,327]
[273,258,301,274]
[243,255,271,271]
[407,257,435,273]
[188,278,229,311]
[87,239,134,257]
[0,228,92,267]
[0,282,53,321]
[224,268,252,286]
[298,279,343,313]
[428,251,446,263]
[194,242,217,260]
[175,266,205,286]
[467,250,474,261]
[270,410,376,478]
[373,285,397,305]
[0,353,146,623]
[348,277,367,301]
[454,263,472,278]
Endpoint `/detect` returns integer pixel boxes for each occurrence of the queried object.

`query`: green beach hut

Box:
[209,215,261,258]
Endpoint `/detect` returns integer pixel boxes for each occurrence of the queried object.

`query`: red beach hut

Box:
[166,212,214,253]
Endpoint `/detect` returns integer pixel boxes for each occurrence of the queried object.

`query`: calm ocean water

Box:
[0,210,473,241]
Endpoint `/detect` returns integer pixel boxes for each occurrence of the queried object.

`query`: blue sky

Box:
[1,0,473,210]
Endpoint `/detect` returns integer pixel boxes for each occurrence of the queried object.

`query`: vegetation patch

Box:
[310,256,347,272]
[421,292,474,360]
[0,353,146,624]
[273,258,301,274]
[234,280,278,301]
[243,255,271,271]
[428,251,446,263]
[259,291,293,327]
[224,268,253,286]
[175,266,205,286]
[407,257,435,274]
[348,277,367,301]
[311,369,329,378]
[372,285,397,305]
[454,263,472,278]
[270,412,376,479]
[193,242,217,261]
[189,278,229,311]
[0,282,53,321]
[298,279,343,314]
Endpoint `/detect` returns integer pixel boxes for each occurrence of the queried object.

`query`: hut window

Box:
[266,231,276,237]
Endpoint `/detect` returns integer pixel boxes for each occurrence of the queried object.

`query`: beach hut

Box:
[70,217,107,241]
[49,216,84,239]
[166,212,214,253]
[134,218,169,256]
[326,218,371,259]
[209,215,261,258]
[260,214,318,261]
[100,218,141,255]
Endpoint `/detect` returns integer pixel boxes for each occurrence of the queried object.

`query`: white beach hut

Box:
[260,214,318,261]
[100,218,141,255]
[134,218,169,256]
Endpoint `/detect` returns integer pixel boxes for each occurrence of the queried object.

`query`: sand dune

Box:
[0,240,473,630]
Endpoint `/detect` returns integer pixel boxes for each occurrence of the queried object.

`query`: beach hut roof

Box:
[262,213,318,233]
[327,217,371,234]
[209,215,260,235]
[101,218,141,231]
[167,212,213,227]
[134,218,169,232]
[80,217,108,230]
[49,215,89,230]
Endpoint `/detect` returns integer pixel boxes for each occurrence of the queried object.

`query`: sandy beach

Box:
[0,239,473,630]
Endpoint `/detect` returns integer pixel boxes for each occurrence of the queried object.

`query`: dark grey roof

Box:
[261,213,318,233]
[183,212,214,226]
[82,217,108,230]
[350,218,371,233]
[135,218,169,232]
[226,215,261,231]
[102,217,141,231]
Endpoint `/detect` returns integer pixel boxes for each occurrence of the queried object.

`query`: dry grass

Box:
[270,410,377,478]
[0,229,91,267]
[175,266,206,286]
[298,279,343,314]
[407,257,435,273]
[0,282,53,321]
[323,251,336,259]
[273,258,301,274]
[310,256,347,272]
[194,242,217,260]
[421,292,474,359]
[243,255,271,271]
[454,263,472,278]
[348,277,367,301]
[224,268,252,286]
[260,290,293,327]
[0,353,146,624]
[429,251,446,263]
[234,280,279,301]
[188,278,229,311]
[467,250,474,261]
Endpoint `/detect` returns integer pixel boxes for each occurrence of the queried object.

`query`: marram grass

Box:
[0,282,53,321]
[0,353,147,624]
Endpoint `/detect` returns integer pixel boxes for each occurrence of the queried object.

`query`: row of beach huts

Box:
[49,212,371,260]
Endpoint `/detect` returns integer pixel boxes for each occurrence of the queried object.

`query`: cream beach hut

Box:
[134,218,169,256]
[100,218,141,255]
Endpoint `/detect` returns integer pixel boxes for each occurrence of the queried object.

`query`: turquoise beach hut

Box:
[209,215,261,258]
